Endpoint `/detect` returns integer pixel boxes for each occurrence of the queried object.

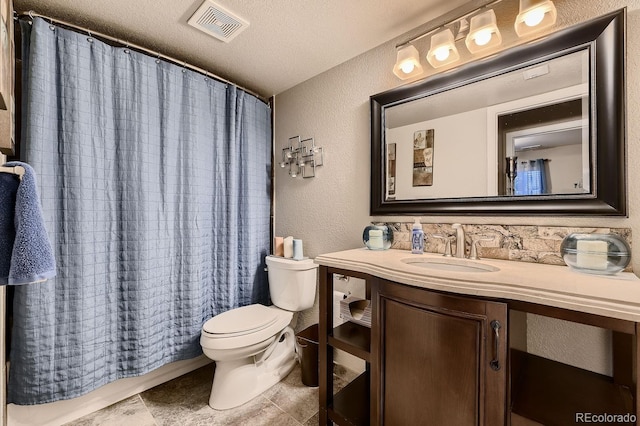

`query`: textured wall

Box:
[275,0,640,375]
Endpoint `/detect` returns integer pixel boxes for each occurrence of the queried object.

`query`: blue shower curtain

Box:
[9,18,272,405]
[514,159,548,195]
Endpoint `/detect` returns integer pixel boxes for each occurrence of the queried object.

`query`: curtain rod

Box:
[17,11,267,103]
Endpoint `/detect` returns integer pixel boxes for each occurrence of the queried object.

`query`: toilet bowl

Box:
[200,256,318,410]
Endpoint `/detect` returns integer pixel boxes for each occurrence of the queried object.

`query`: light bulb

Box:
[400,60,415,74]
[474,29,493,46]
[524,8,545,27]
[434,46,450,62]
[393,44,423,79]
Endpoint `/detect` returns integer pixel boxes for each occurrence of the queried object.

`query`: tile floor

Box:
[63,362,351,426]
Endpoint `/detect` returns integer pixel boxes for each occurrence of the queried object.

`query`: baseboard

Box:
[7,356,212,426]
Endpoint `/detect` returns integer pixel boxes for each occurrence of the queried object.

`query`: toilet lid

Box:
[202,304,280,337]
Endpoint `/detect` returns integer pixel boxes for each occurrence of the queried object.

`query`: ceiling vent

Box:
[187,0,249,43]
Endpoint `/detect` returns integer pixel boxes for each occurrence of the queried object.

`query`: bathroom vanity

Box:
[316,249,640,425]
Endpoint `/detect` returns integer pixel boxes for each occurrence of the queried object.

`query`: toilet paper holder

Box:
[339,296,372,328]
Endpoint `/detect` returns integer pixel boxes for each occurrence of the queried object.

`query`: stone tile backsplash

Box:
[379,223,632,271]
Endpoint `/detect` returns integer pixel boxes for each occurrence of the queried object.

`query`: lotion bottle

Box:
[411,218,424,254]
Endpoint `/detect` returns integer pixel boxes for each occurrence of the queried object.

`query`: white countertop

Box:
[315,248,640,322]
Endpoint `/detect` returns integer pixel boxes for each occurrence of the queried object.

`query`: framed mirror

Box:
[371,9,625,216]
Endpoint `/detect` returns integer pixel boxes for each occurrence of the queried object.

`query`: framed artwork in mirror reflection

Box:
[387,143,396,199]
[413,129,434,187]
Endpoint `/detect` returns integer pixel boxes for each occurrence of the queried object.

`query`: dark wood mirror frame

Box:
[371,9,625,216]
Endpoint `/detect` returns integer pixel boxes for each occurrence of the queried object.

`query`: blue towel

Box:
[0,161,56,285]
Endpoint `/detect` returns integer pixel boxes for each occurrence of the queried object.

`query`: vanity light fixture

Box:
[279,136,324,178]
[514,0,557,37]
[426,28,460,68]
[392,44,423,79]
[391,0,559,79]
[465,9,502,53]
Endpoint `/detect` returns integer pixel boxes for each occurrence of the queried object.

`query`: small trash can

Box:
[296,323,319,387]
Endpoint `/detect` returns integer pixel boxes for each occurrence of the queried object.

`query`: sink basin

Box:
[401,257,500,273]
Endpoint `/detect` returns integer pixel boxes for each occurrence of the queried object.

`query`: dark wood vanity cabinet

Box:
[318,263,639,426]
[373,278,507,425]
[318,266,507,425]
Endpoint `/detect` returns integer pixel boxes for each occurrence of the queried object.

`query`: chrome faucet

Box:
[452,223,465,258]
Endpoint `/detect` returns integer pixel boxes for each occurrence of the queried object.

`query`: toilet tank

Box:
[266,256,318,311]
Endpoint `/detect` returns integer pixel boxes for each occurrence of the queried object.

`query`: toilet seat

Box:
[201,304,293,350]
[203,304,280,337]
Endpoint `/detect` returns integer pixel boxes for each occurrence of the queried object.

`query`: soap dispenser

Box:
[411,218,424,254]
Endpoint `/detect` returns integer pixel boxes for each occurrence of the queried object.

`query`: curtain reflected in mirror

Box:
[515,159,547,195]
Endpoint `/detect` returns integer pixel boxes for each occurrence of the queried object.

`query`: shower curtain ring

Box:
[87,30,93,43]
[182,62,187,73]
[155,53,161,64]
[28,10,34,19]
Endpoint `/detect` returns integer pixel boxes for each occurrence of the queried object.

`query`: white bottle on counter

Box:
[411,218,424,254]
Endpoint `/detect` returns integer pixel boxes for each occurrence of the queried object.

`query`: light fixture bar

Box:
[395,0,504,49]
[392,0,557,78]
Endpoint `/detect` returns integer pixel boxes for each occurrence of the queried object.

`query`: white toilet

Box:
[200,255,318,410]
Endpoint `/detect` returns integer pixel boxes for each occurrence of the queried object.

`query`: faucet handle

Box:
[433,234,454,257]
[469,236,494,260]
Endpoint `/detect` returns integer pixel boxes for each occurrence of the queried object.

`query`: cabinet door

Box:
[375,280,507,426]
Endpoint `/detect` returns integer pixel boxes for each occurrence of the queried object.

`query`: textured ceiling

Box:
[13,0,470,98]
